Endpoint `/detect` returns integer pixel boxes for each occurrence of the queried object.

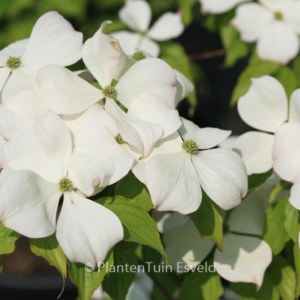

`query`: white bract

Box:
[163,194,272,287]
[199,0,249,14]
[0,11,83,99]
[38,21,181,158]
[144,118,248,214]
[234,76,300,175]
[0,112,125,264]
[232,0,300,64]
[112,0,184,57]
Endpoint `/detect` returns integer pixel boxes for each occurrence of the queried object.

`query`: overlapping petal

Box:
[38,65,103,115]
[0,136,6,168]
[0,39,29,66]
[192,149,248,210]
[238,76,288,132]
[145,152,202,214]
[289,174,300,210]
[56,191,123,265]
[112,31,140,56]
[200,0,249,14]
[3,111,72,183]
[214,234,272,287]
[21,11,83,66]
[233,132,275,175]
[0,170,61,238]
[174,70,194,106]
[273,123,300,182]
[148,12,184,41]
[289,89,300,124]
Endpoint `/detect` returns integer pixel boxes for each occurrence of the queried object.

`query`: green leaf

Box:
[0,226,20,255]
[102,242,138,300]
[95,171,153,212]
[274,67,300,98]
[189,193,223,250]
[230,61,280,106]
[267,256,297,300]
[293,55,300,79]
[294,242,300,296]
[263,197,290,255]
[268,180,292,204]
[205,10,235,32]
[248,170,273,192]
[177,0,198,26]
[69,251,113,300]
[96,196,167,262]
[29,234,67,277]
[231,277,280,300]
[284,201,300,242]
[160,42,197,108]
[179,261,223,300]
[220,25,249,67]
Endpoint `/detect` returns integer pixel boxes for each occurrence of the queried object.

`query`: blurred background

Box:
[0,0,250,298]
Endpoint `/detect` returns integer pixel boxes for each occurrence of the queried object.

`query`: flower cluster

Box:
[0,11,247,267]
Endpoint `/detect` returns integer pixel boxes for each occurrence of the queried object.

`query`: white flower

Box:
[38,21,181,157]
[163,194,272,287]
[144,118,248,214]
[234,76,300,175]
[0,135,5,168]
[0,112,124,264]
[112,0,184,57]
[232,0,300,64]
[199,0,249,14]
[0,12,83,99]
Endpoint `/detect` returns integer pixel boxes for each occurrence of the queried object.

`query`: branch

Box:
[189,49,226,60]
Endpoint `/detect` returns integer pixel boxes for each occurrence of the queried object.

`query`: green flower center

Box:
[274,11,283,20]
[59,178,73,192]
[102,85,117,98]
[115,133,124,144]
[182,140,198,155]
[132,51,146,61]
[6,56,21,69]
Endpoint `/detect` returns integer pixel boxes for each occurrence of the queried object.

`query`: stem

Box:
[137,259,174,300]
[189,49,226,60]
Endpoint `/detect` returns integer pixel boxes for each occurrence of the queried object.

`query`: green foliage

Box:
[96,172,153,212]
[0,226,20,255]
[29,234,67,277]
[284,201,300,243]
[177,0,199,26]
[160,42,198,108]
[96,196,167,262]
[248,170,273,193]
[69,251,114,300]
[267,256,297,300]
[189,192,223,250]
[263,197,290,255]
[103,242,138,300]
[179,261,223,300]
[230,60,281,106]
[268,180,292,204]
[205,10,235,32]
[293,242,300,296]
[220,25,249,67]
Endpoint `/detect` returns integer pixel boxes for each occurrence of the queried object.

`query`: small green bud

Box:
[6,56,21,69]
[132,51,146,61]
[102,85,117,98]
[59,178,73,192]
[182,140,198,155]
[115,133,124,144]
[274,11,283,20]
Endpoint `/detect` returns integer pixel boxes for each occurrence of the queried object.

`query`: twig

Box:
[189,49,226,60]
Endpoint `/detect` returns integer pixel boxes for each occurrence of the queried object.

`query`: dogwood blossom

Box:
[112,0,184,57]
[38,22,181,157]
[199,0,249,14]
[0,112,125,264]
[144,118,248,214]
[232,0,300,64]
[163,194,272,287]
[234,76,300,175]
[0,11,83,99]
